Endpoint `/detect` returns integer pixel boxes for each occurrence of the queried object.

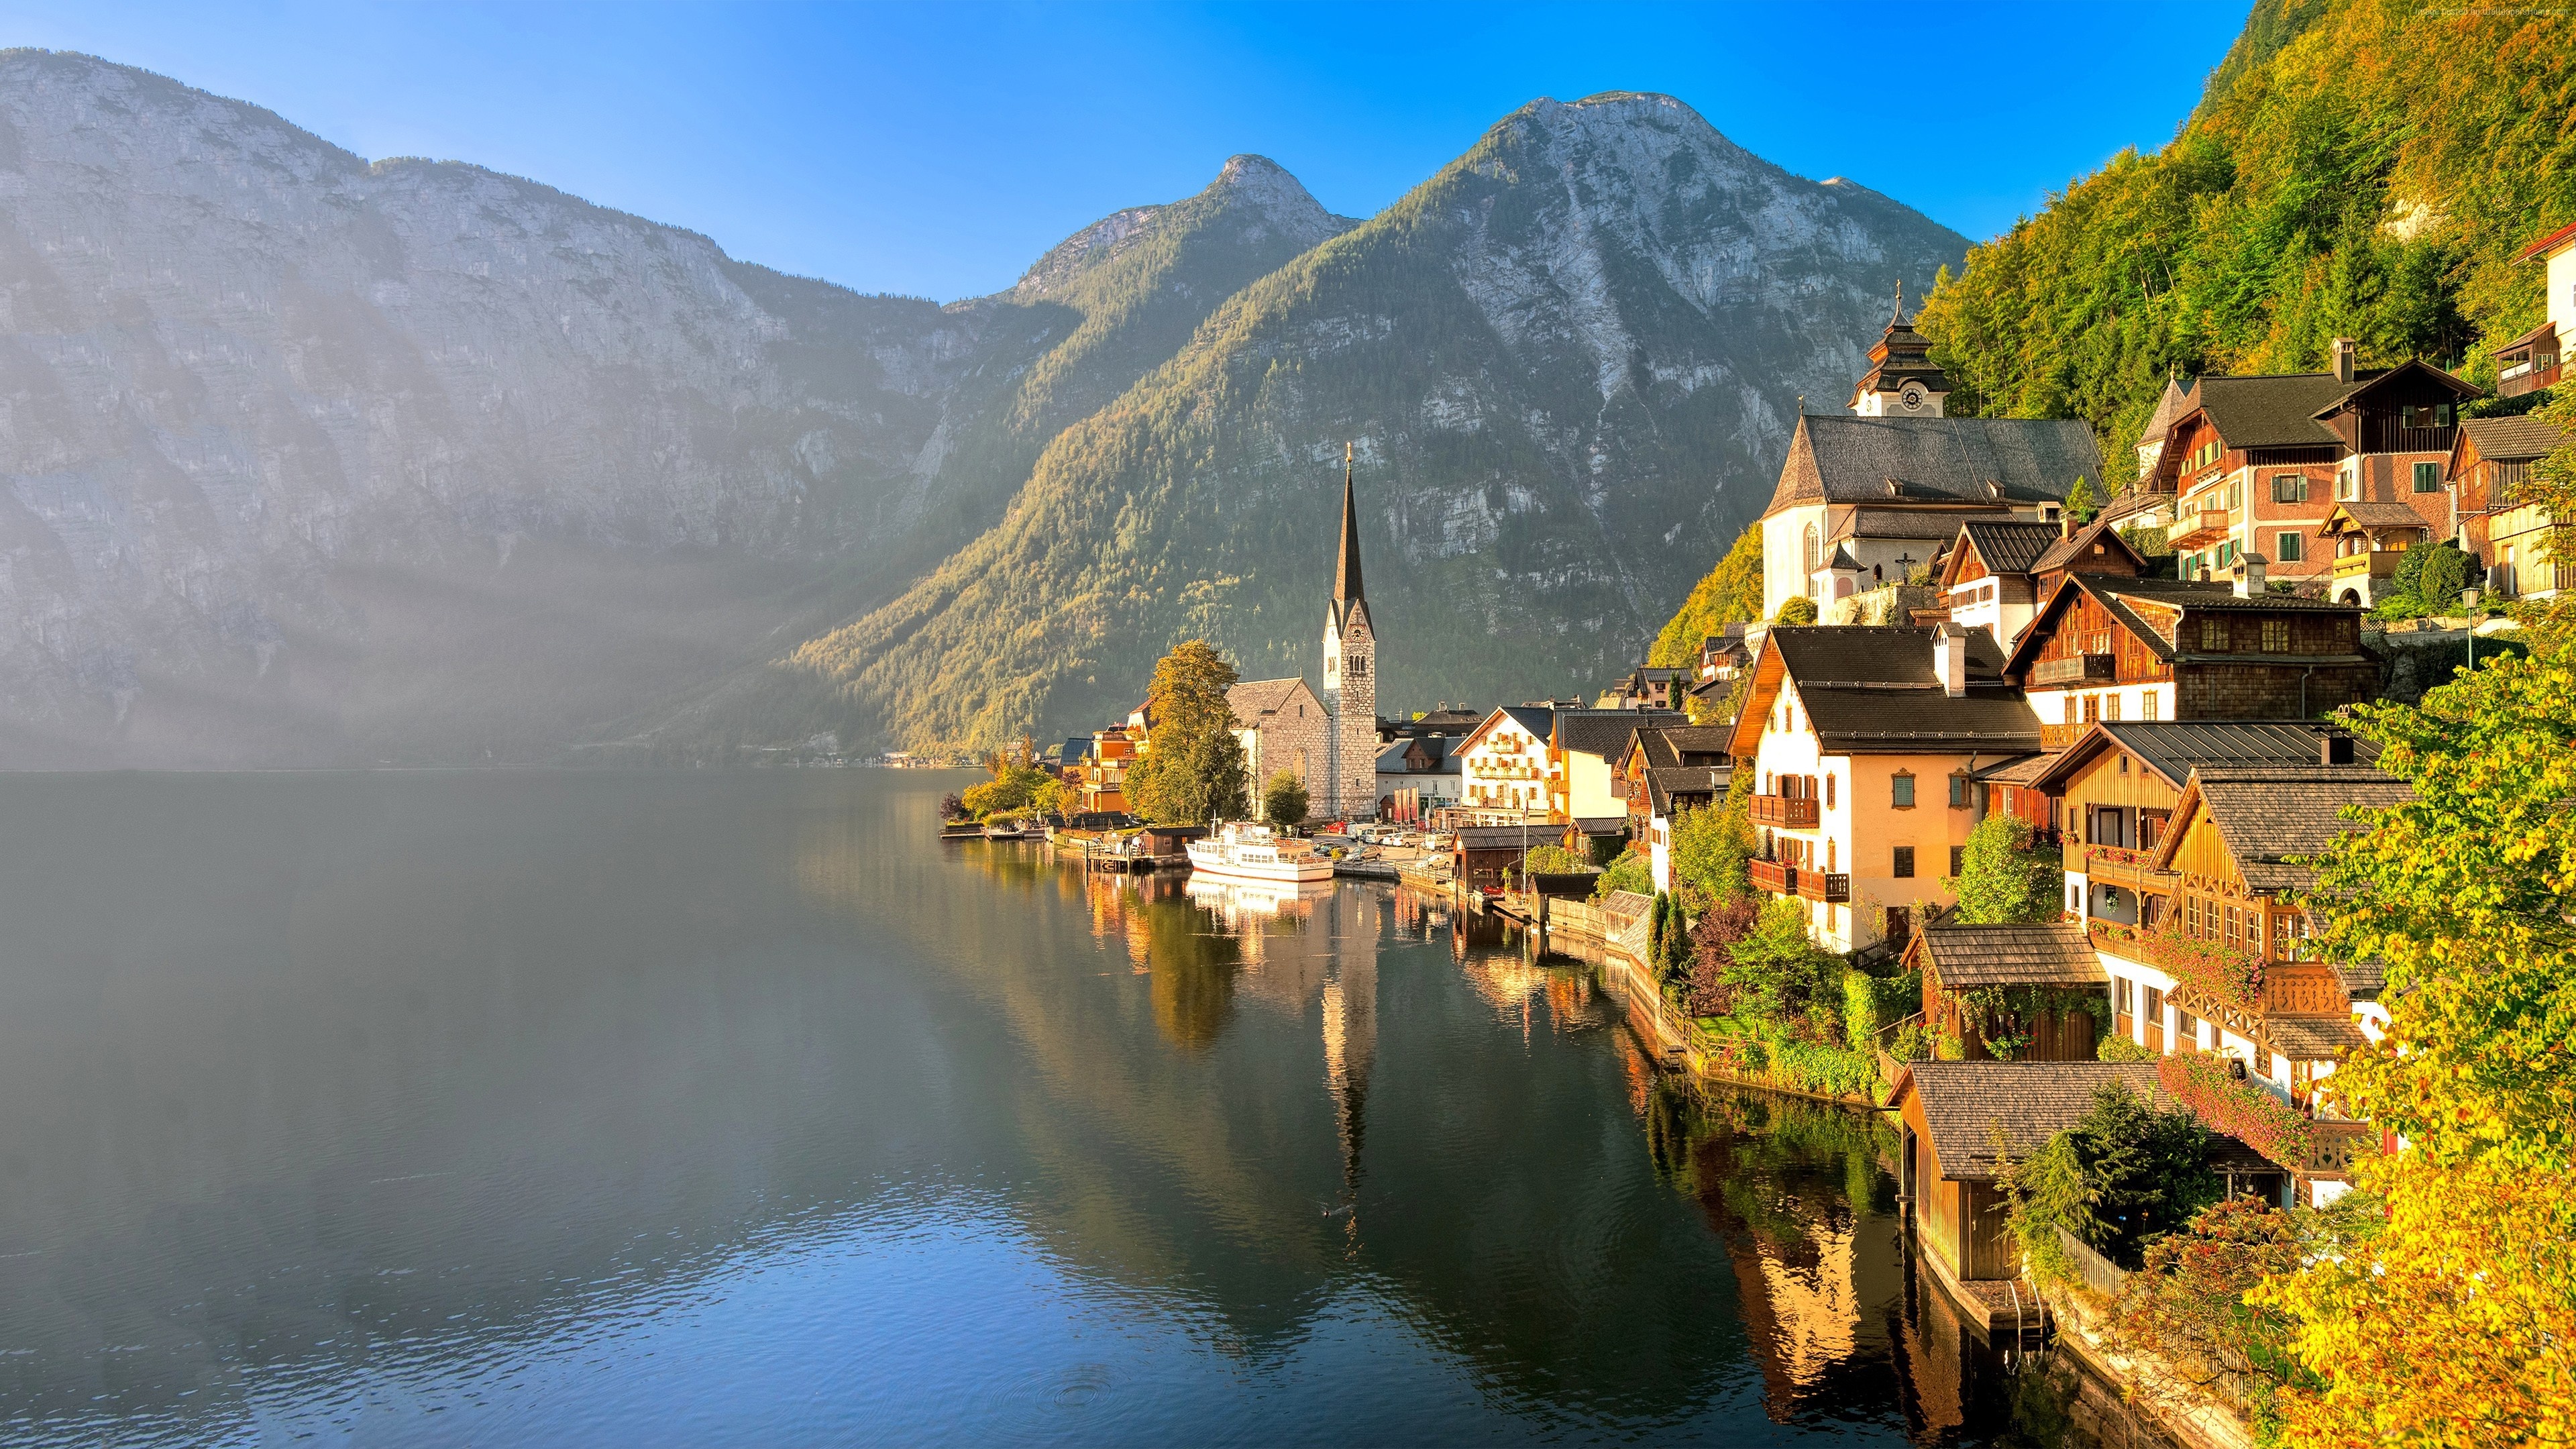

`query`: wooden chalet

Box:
[1450,825,1538,892]
[2084,760,2410,1203]
[1935,519,2062,649]
[2027,720,2379,928]
[2002,570,2373,749]
[1904,922,2105,1062]
[2450,413,2574,601]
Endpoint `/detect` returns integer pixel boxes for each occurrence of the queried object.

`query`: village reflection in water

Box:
[938,833,2145,1446]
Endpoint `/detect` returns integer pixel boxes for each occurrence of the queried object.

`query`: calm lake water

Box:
[0,770,2139,1446]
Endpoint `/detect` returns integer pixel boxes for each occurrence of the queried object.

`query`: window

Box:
[1804,523,1821,572]
[1948,773,1969,808]
[2271,474,2307,503]
[2199,618,2229,651]
[1949,845,1966,878]
[2413,461,2443,493]
[2104,693,2123,722]
[2176,1010,2201,1049]
[2261,619,2290,652]
[2400,405,2453,429]
[2116,977,2134,1018]
[2226,480,2242,511]
[1891,772,1915,808]
[2338,466,2357,501]
[2141,690,2159,720]
[2143,985,2164,1028]
[2276,530,2304,563]
[1892,845,1915,878]
[1825,773,1835,808]
[2255,1045,2273,1079]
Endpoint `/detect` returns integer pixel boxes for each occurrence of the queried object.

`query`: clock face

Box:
[1900,385,1924,411]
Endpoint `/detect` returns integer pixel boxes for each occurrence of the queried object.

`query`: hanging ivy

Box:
[1952,984,2109,1061]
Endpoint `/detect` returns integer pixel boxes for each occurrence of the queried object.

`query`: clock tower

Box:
[1320,445,1379,822]
[1849,284,1951,418]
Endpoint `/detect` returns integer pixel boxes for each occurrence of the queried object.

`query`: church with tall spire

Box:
[1320,443,1379,821]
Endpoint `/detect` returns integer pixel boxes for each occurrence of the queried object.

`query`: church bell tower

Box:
[1321,444,1378,822]
[1849,283,1951,418]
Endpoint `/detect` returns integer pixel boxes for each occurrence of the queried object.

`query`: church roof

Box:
[1763,415,2102,517]
[2136,376,2195,453]
[1330,449,1366,631]
[1846,287,1953,407]
[1228,676,1316,722]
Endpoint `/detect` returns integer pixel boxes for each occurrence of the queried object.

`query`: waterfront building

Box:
[1725,625,2041,954]
[1889,1063,2278,1329]
[1548,708,1685,826]
[1320,450,1381,820]
[1453,706,1555,818]
[2078,757,2408,1205]
[1904,921,2106,1062]
[1758,301,2098,616]
[1375,734,1462,820]
[2000,564,2373,747]
[2450,413,2573,600]
[1611,725,1731,892]
[1227,676,1330,818]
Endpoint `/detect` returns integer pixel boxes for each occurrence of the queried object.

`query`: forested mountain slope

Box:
[793,93,1966,751]
[1917,0,2576,482]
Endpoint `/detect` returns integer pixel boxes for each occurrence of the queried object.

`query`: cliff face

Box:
[793,94,1970,749]
[0,56,1966,765]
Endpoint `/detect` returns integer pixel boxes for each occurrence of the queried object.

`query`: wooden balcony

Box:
[2170,508,2232,549]
[2305,1119,2377,1179]
[2500,358,2562,399]
[2330,550,2404,582]
[1796,871,1849,903]
[1750,794,1819,828]
[2032,652,2116,686]
[1748,858,1798,896]
[2040,722,2082,751]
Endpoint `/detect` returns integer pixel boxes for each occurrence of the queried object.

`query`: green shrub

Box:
[1774,596,1819,625]
[2098,1034,2157,1062]
[1843,970,1922,1052]
[1593,846,1653,900]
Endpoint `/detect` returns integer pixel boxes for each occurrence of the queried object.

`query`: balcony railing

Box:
[2075,843,2177,890]
[1796,871,1850,903]
[1749,794,1819,828]
[1748,858,1798,896]
[2040,722,2082,751]
[2330,551,2404,581]
[2032,652,2116,686]
[2170,508,2231,549]
[2500,359,2562,399]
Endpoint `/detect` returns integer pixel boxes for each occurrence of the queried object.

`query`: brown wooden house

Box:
[2450,414,2574,602]
[2002,572,2373,749]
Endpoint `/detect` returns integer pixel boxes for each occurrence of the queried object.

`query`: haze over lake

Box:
[0,771,2118,1444]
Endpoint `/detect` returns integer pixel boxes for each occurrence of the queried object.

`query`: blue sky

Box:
[3,1,2251,302]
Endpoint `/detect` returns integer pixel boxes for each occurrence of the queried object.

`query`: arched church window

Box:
[1804,524,1821,573]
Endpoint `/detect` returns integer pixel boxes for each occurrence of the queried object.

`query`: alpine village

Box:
[934,193,2576,1445]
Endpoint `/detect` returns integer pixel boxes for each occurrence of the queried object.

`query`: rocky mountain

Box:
[0,55,1965,766]
[0,51,1345,766]
[789,94,1968,751]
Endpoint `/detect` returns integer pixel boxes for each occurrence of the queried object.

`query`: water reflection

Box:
[0,773,2145,1446]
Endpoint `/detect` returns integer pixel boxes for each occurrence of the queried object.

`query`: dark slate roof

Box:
[1626,725,1730,771]
[1920,923,2106,987]
[1958,520,2064,576]
[2039,721,2383,792]
[2185,766,2412,892]
[1454,826,1546,851]
[1556,708,1686,762]
[1415,708,1487,729]
[1570,816,1630,836]
[2458,415,2569,462]
[1770,626,2043,753]
[1841,508,2001,543]
[1494,706,1554,741]
[2192,372,2369,451]
[1765,415,2104,515]
[2031,511,2148,574]
[1061,737,1094,763]
[1902,1063,2169,1181]
[1376,737,1460,774]
[2259,1015,2369,1062]
[1646,766,1729,816]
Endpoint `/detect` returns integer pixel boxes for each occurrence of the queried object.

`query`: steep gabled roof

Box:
[1731,625,2042,756]
[2190,373,2367,451]
[2031,511,2151,576]
[1556,708,1687,763]
[1894,1063,2169,1181]
[2457,415,2569,464]
[1948,520,2064,582]
[1646,766,1729,817]
[1458,704,1555,755]
[2314,358,2479,415]
[1764,415,2104,516]
[1227,676,1317,722]
[2029,720,2380,794]
[2317,500,2434,533]
[2149,765,2412,894]
[2003,575,2363,677]
[2137,376,2195,452]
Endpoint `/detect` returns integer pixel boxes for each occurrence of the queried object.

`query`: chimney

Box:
[2319,733,2356,765]
[1933,623,1968,698]
[2332,337,2355,384]
[2233,552,2269,598]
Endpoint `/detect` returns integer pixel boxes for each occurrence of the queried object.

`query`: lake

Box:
[0,769,2141,1445]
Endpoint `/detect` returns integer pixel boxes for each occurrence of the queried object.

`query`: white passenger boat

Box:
[1182,822,1334,884]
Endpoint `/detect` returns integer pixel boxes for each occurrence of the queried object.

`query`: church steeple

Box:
[1332,440,1365,627]
[1849,280,1951,417]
